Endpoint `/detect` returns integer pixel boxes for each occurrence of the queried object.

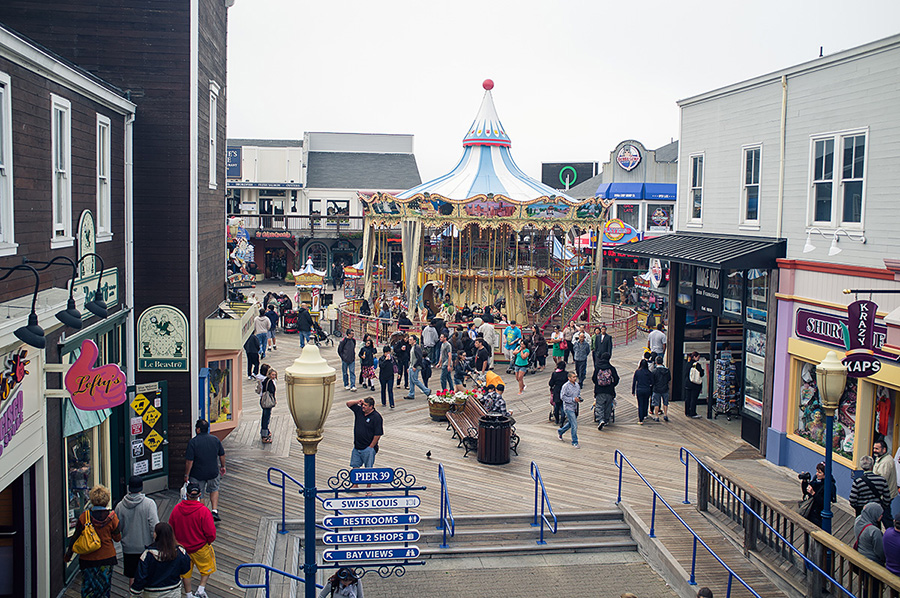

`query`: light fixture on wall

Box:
[803,229,817,253]
[0,265,46,348]
[828,232,842,256]
[802,227,865,255]
[25,253,109,321]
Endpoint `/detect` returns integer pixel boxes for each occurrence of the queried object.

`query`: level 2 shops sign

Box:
[796,301,897,377]
[137,305,189,371]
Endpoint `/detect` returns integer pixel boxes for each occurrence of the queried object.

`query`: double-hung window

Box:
[689,154,704,222]
[742,145,761,224]
[0,72,14,256]
[51,94,73,247]
[810,130,866,227]
[96,115,112,239]
[209,81,219,189]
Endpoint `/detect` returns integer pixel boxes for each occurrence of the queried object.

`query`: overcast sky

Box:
[226,0,900,182]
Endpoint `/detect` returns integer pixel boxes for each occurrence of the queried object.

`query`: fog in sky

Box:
[226,0,900,182]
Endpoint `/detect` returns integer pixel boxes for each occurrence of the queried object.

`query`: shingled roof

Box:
[305,152,422,190]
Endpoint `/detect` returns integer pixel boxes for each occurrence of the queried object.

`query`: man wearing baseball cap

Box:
[169,482,216,598]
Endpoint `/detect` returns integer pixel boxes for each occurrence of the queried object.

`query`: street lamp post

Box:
[285,345,336,598]
[816,350,848,534]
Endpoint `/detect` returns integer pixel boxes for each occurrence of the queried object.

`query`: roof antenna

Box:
[819,46,823,58]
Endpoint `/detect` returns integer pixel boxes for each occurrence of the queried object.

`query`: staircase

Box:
[536,269,595,331]
[248,509,636,595]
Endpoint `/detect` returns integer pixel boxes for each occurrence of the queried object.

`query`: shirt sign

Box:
[795,307,897,363]
[322,495,421,510]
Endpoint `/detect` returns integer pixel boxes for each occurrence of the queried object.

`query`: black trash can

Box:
[477,414,513,465]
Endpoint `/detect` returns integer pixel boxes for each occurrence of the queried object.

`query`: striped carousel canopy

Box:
[396,80,576,203]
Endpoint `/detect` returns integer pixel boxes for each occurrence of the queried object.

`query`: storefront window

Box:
[723,270,743,318]
[646,204,673,233]
[326,199,350,225]
[875,385,896,443]
[795,361,857,459]
[744,328,766,417]
[677,263,694,309]
[746,269,768,325]
[617,204,641,231]
[208,359,233,424]
[307,243,328,271]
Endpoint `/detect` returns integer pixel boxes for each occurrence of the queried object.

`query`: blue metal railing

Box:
[530,461,558,545]
[614,450,762,597]
[679,447,856,598]
[235,563,323,598]
[437,463,456,549]
[266,467,340,534]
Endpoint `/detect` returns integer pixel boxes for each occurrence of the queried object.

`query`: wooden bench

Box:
[446,398,520,458]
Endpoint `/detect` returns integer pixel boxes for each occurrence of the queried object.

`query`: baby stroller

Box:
[310,322,333,348]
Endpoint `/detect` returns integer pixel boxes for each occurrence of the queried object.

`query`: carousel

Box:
[360,80,615,326]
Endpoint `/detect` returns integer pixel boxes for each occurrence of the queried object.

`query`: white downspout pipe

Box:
[125,112,135,386]
[776,75,787,239]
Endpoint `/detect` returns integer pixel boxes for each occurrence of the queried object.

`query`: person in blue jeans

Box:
[347,397,383,471]
[254,312,271,359]
[437,334,453,391]
[297,303,314,349]
[406,336,431,399]
[557,372,583,448]
[337,329,357,391]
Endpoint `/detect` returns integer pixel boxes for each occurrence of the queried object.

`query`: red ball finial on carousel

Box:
[482,79,494,91]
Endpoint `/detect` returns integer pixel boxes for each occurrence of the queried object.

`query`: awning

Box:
[594,182,677,200]
[619,233,786,270]
[642,183,677,200]
[63,397,111,437]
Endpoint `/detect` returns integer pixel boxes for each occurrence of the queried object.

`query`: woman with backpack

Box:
[318,567,364,598]
[65,485,122,598]
[358,338,377,390]
[632,359,654,425]
[260,366,277,443]
[684,351,704,419]
[592,352,619,430]
[130,522,192,597]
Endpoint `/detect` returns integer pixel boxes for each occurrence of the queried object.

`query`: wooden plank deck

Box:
[64,330,858,597]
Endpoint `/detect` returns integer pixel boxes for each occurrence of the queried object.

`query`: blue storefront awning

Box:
[607,183,644,199]
[594,183,611,198]
[643,183,677,200]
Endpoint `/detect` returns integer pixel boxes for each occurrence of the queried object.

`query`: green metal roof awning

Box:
[619,232,786,270]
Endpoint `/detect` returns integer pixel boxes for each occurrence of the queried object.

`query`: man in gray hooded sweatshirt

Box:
[115,475,160,586]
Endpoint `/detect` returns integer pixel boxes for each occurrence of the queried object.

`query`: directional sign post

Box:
[323,529,420,545]
[323,546,421,562]
[322,495,420,510]
[323,513,421,528]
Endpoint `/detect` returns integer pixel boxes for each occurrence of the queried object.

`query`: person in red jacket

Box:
[168,483,216,598]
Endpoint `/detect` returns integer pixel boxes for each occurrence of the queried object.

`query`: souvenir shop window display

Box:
[875,385,895,440]
[795,361,857,459]
[208,360,233,423]
[66,432,94,534]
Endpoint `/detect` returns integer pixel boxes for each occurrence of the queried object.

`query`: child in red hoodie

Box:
[168,482,216,598]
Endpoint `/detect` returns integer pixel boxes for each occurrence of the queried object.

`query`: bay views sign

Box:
[795,303,896,377]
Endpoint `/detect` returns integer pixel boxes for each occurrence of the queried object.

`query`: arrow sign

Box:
[323,546,420,562]
[324,513,421,528]
[322,495,420,510]
[324,529,420,545]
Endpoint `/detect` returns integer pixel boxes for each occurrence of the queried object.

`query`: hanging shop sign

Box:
[616,144,642,171]
[64,339,128,411]
[226,147,242,179]
[72,268,119,321]
[694,267,723,315]
[253,229,294,240]
[78,210,97,277]
[648,206,672,232]
[796,307,898,363]
[0,346,33,459]
[649,259,668,288]
[137,305,190,371]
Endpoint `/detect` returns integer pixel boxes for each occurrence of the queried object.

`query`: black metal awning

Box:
[619,232,786,270]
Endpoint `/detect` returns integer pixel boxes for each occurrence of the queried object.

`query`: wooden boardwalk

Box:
[64,329,859,597]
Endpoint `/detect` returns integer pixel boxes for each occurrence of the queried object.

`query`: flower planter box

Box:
[429,401,454,421]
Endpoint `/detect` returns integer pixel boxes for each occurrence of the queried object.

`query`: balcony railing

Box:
[227,212,364,233]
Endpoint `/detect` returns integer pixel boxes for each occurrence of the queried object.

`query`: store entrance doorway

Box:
[0,469,34,597]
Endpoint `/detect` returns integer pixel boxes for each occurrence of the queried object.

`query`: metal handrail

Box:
[679,447,856,598]
[536,270,573,312]
[266,467,340,534]
[234,562,323,597]
[614,450,763,597]
[541,270,592,329]
[530,461,558,545]
[437,463,456,549]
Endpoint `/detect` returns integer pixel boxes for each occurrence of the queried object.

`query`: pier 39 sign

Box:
[796,300,895,378]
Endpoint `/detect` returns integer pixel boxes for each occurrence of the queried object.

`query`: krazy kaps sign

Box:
[795,301,890,378]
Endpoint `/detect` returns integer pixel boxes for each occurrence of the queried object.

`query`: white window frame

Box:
[208,81,219,189]
[96,114,112,241]
[687,153,704,225]
[615,202,642,232]
[0,71,16,257]
[740,144,762,228]
[807,128,868,230]
[51,94,73,249]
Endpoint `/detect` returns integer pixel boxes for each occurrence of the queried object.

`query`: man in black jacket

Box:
[244,334,261,379]
[684,352,704,419]
[297,303,314,348]
[651,355,671,422]
[592,352,620,431]
[592,325,613,367]
[337,329,357,391]
[405,335,432,400]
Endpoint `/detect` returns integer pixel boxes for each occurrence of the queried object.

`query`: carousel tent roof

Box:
[293,258,326,277]
[396,80,577,203]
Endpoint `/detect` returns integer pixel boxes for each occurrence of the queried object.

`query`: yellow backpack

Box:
[72,510,102,555]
